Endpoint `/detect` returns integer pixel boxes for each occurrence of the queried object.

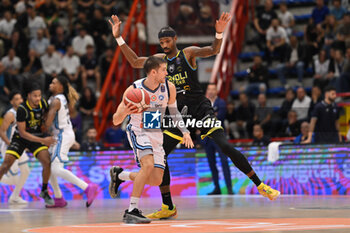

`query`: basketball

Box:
[123,88,150,113]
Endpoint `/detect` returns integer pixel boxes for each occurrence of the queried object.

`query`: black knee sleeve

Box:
[210,129,253,174]
[160,162,170,187]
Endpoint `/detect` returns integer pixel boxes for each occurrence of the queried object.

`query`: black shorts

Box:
[6,134,48,159]
[163,98,223,142]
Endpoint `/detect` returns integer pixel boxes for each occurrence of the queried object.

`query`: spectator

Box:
[278,2,294,36]
[294,121,314,143]
[104,125,127,146]
[29,28,50,56]
[0,61,10,99]
[50,25,69,55]
[81,127,104,151]
[62,45,81,91]
[292,87,311,121]
[276,35,305,88]
[54,0,74,26]
[22,49,43,84]
[281,110,300,137]
[77,0,94,17]
[327,49,345,91]
[79,86,96,118]
[81,44,101,93]
[40,45,62,90]
[254,93,272,135]
[72,27,95,57]
[252,124,270,146]
[236,93,255,138]
[308,85,322,119]
[96,0,126,16]
[99,47,113,83]
[8,30,28,60]
[336,13,350,46]
[305,86,341,143]
[323,15,338,51]
[37,0,58,29]
[1,48,22,91]
[73,11,89,35]
[338,47,350,92]
[266,18,289,64]
[0,0,15,18]
[70,104,83,143]
[313,50,330,89]
[245,55,268,95]
[253,0,277,50]
[26,4,48,39]
[89,8,109,56]
[304,18,321,66]
[312,0,330,25]
[224,101,238,139]
[330,0,347,21]
[203,83,233,195]
[278,88,295,120]
[0,11,16,47]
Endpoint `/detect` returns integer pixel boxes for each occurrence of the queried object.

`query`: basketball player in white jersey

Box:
[0,91,30,204]
[111,56,193,224]
[44,76,99,208]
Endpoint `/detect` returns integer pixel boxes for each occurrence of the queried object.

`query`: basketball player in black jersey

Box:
[109,13,280,219]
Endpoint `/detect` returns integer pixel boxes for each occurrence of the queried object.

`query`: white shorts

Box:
[0,140,29,176]
[49,129,75,163]
[126,124,165,170]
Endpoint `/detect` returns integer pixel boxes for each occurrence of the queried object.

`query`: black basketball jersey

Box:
[15,98,48,136]
[165,50,204,105]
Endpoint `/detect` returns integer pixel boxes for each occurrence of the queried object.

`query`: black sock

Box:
[42,183,48,192]
[162,192,174,210]
[249,174,262,187]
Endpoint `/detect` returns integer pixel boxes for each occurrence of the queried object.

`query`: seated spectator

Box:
[73,11,89,35]
[29,28,49,56]
[308,85,322,119]
[338,47,350,92]
[327,49,345,91]
[278,88,295,120]
[81,44,101,93]
[22,49,44,86]
[8,30,28,60]
[81,127,104,151]
[245,55,268,95]
[224,101,238,139]
[336,13,350,46]
[79,86,96,118]
[266,18,289,64]
[89,8,109,57]
[0,10,16,47]
[236,93,255,138]
[281,110,300,137]
[304,18,321,67]
[294,121,314,143]
[37,0,58,29]
[72,27,95,57]
[77,0,95,17]
[0,61,10,99]
[96,0,127,15]
[292,87,311,121]
[1,48,22,91]
[254,93,272,136]
[313,50,330,90]
[0,0,15,18]
[323,15,338,51]
[252,124,270,146]
[99,47,113,83]
[54,0,74,27]
[104,125,127,149]
[62,45,81,91]
[253,0,276,51]
[312,0,330,25]
[26,4,48,39]
[278,2,294,36]
[330,0,347,21]
[50,25,69,55]
[40,45,62,91]
[276,36,305,88]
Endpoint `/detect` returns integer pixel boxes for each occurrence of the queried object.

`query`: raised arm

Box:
[0,111,15,145]
[109,15,164,68]
[183,12,232,61]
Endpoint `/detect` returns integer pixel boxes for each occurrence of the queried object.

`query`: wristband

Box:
[116,36,125,46]
[215,32,223,39]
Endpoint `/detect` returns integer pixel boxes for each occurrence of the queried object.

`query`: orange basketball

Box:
[123,88,150,113]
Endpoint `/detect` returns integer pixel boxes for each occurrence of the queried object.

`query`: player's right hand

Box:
[124,102,139,115]
[109,15,122,38]
[182,132,194,149]
[42,136,56,147]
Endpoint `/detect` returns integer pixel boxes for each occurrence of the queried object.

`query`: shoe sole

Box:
[147,211,178,220]
[269,191,281,201]
[123,215,151,224]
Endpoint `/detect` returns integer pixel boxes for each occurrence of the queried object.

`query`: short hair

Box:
[143,56,166,74]
[9,90,21,101]
[158,26,176,39]
[325,86,336,92]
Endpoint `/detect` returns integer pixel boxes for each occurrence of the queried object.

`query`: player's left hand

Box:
[182,132,194,149]
[215,12,232,34]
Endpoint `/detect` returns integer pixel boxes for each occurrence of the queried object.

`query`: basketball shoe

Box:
[146,204,177,220]
[257,183,280,200]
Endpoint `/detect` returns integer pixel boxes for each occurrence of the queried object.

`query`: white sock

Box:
[50,174,62,198]
[118,171,131,181]
[128,196,140,212]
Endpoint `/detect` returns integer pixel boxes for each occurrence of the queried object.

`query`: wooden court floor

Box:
[1,195,350,233]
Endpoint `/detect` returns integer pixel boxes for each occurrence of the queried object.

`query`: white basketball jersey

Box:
[128,78,170,127]
[48,94,73,133]
[6,108,17,140]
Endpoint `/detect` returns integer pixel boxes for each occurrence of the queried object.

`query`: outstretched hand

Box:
[182,132,194,149]
[215,12,232,34]
[109,15,122,38]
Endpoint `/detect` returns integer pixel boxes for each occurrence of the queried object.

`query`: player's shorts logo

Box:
[143,110,161,129]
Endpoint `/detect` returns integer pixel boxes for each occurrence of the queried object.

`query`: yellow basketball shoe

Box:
[257,183,280,200]
[146,204,177,220]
